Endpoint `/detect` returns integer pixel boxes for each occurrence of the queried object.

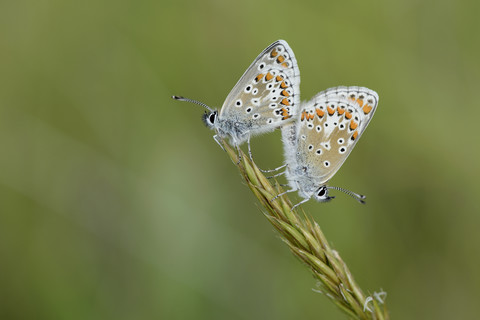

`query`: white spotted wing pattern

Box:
[212,40,300,146]
[282,86,378,206]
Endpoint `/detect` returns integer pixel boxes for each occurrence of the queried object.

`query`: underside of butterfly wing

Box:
[217,40,301,144]
[295,87,378,186]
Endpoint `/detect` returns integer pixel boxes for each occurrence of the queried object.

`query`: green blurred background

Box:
[1,0,479,319]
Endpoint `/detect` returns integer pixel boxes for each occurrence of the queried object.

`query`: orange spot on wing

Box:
[363,104,373,114]
[277,55,285,63]
[280,81,288,89]
[308,113,314,120]
[345,111,352,119]
[356,98,364,107]
[265,72,273,81]
[351,130,358,140]
[280,98,290,106]
[281,108,290,120]
[301,111,305,121]
[281,62,288,68]
[327,106,335,115]
[316,108,325,118]
[276,75,283,82]
[337,107,345,115]
[281,89,290,97]
[255,73,264,82]
[350,120,358,130]
[271,49,278,58]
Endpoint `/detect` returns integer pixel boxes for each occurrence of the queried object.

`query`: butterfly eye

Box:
[313,186,334,203]
[202,111,217,129]
[317,188,326,197]
[209,113,216,124]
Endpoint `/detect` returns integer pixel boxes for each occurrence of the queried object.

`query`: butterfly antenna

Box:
[172,96,214,113]
[327,186,366,204]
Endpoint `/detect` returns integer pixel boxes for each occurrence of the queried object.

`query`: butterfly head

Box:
[313,186,335,202]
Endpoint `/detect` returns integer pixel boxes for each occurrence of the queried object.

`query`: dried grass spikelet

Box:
[221,139,389,320]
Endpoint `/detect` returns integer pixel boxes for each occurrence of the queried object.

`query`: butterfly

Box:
[173,40,301,157]
[279,86,379,210]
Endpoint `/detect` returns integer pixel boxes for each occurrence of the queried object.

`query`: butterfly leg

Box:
[261,163,287,173]
[270,181,290,188]
[247,137,284,173]
[271,187,296,201]
[266,170,286,179]
[213,134,226,152]
[235,145,243,164]
[248,131,285,173]
[291,197,311,211]
[247,137,254,162]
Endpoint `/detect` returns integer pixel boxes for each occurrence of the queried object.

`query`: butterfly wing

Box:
[295,86,378,185]
[219,40,301,136]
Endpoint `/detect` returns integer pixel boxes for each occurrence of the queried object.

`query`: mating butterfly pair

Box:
[173,40,378,209]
